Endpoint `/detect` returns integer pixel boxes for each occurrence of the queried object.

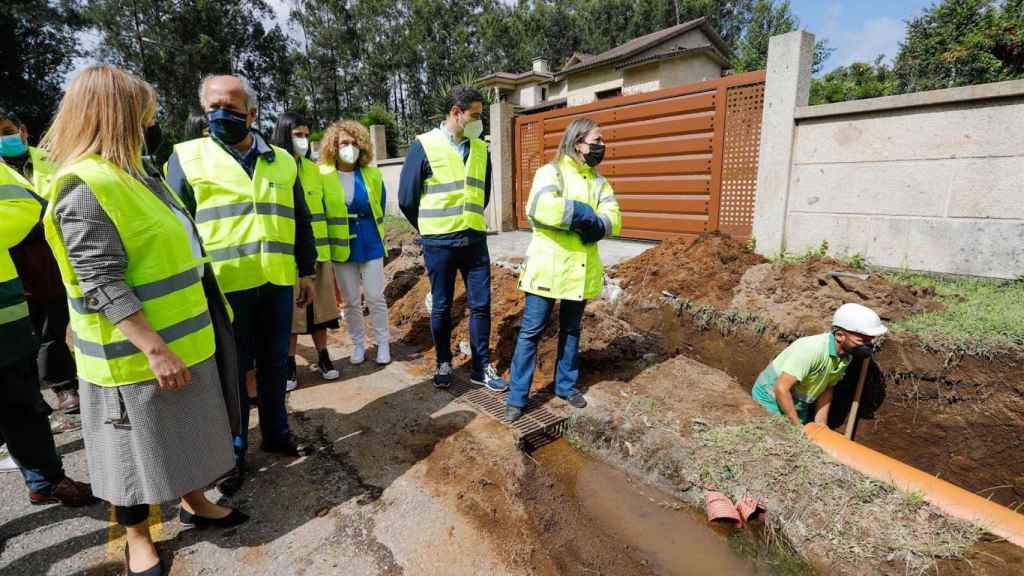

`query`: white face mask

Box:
[339,144,360,165]
[462,118,483,139]
[292,137,309,157]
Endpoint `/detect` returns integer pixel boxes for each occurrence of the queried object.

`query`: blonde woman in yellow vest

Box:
[271,112,342,389]
[41,65,247,576]
[320,120,391,365]
[505,118,622,423]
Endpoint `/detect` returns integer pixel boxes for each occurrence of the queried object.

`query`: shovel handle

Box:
[844,357,871,440]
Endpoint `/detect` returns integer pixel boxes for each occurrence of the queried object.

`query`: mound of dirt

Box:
[382,254,425,306]
[730,258,942,337]
[614,232,766,308]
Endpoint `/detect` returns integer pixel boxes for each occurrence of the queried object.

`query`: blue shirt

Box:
[345,168,386,263]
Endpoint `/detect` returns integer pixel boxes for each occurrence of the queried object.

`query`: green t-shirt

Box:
[753,332,851,410]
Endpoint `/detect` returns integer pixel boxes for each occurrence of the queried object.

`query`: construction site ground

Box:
[2,229,1022,575]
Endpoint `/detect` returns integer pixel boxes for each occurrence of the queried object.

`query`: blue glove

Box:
[579,218,605,244]
[570,201,599,231]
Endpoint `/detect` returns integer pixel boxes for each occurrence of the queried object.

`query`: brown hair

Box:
[40,64,156,174]
[319,119,373,168]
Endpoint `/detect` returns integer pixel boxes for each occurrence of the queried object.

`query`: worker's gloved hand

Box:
[569,201,603,244]
[579,218,605,244]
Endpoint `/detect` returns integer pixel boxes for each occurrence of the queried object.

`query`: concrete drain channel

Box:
[446,380,570,451]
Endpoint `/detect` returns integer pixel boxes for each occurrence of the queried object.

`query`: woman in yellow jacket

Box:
[506,118,621,422]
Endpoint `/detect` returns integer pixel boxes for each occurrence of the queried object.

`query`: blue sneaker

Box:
[472,364,509,392]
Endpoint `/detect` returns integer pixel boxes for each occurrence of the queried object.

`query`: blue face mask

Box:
[206,108,250,145]
[0,133,28,158]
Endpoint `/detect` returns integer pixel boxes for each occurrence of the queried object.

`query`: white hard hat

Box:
[832,303,887,337]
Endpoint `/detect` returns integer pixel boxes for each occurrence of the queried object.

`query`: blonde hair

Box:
[319,120,373,168]
[40,64,156,173]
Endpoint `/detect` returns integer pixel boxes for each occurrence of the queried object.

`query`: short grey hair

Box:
[557,117,599,161]
[198,74,257,110]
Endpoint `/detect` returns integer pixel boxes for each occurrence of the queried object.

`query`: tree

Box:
[0,0,84,139]
[731,0,831,73]
[810,57,899,104]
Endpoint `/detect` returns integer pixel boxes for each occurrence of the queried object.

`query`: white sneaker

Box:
[375,342,391,365]
[350,344,366,365]
[0,448,18,473]
[285,377,298,392]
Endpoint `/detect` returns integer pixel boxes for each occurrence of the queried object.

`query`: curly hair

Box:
[320,119,373,167]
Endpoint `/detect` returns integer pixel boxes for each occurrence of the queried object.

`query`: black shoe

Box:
[179,507,250,529]
[505,406,524,423]
[433,362,453,389]
[317,355,340,380]
[261,434,314,457]
[217,465,245,496]
[125,543,163,576]
[559,393,588,409]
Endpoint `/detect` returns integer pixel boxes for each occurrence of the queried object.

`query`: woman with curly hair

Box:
[319,120,391,365]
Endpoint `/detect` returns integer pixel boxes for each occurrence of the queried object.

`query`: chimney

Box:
[532,57,550,74]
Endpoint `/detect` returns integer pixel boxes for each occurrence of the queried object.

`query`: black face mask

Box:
[207,108,250,145]
[582,142,605,167]
[144,124,163,156]
[849,344,874,359]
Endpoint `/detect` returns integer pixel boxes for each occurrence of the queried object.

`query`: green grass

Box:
[886,273,1024,354]
[383,214,414,235]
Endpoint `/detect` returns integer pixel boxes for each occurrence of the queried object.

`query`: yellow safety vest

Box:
[29,146,56,200]
[298,156,330,262]
[415,129,487,235]
[319,165,388,263]
[43,156,216,386]
[519,155,622,301]
[174,137,297,293]
[359,166,387,247]
[0,162,42,336]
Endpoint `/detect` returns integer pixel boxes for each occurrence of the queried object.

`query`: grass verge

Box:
[886,273,1024,356]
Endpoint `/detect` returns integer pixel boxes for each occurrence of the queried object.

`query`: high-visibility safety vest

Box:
[29,146,56,200]
[42,156,216,386]
[297,156,330,262]
[415,129,487,235]
[519,155,622,302]
[319,165,388,263]
[174,137,297,293]
[0,162,43,343]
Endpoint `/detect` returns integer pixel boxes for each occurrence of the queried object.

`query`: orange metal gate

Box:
[514,71,764,241]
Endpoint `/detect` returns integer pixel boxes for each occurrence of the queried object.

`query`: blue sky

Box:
[790,0,935,71]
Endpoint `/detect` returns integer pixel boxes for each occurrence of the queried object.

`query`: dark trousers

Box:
[422,241,491,376]
[28,296,77,392]
[507,294,586,408]
[0,353,65,493]
[225,282,294,461]
[116,504,149,527]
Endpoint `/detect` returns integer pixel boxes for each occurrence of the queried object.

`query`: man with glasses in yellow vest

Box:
[399,86,507,392]
[166,75,317,494]
[0,158,98,507]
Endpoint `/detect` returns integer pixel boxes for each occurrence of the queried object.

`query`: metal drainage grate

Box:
[447,380,568,450]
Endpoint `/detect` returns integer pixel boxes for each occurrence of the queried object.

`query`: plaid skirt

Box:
[78,356,235,507]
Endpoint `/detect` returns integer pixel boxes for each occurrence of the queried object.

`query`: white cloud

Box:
[833,16,905,67]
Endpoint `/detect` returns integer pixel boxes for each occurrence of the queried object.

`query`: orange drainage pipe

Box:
[804,423,1024,548]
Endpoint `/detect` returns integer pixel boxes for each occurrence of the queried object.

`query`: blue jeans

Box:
[226,282,294,461]
[0,353,65,494]
[507,294,586,408]
[422,241,491,376]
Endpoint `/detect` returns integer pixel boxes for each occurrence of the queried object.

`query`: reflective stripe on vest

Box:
[0,300,29,324]
[319,163,353,262]
[416,129,487,235]
[42,156,215,386]
[359,166,387,245]
[174,138,297,292]
[299,157,330,262]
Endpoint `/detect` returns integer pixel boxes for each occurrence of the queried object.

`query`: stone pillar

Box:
[488,101,517,232]
[369,124,388,165]
[752,31,814,257]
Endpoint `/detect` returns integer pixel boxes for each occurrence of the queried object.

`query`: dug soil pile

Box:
[614,232,766,308]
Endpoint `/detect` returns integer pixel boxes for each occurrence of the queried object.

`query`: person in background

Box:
[1,110,80,414]
[319,120,391,366]
[183,112,209,140]
[270,112,341,387]
[1,155,98,509]
[504,118,621,422]
[398,86,506,391]
[41,64,245,576]
[165,74,317,495]
[751,303,887,426]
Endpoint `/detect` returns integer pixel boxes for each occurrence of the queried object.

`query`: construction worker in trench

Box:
[505,117,622,423]
[751,303,887,426]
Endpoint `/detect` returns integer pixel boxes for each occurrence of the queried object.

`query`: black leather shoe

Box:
[217,465,245,496]
[505,406,524,423]
[179,507,250,529]
[125,543,163,576]
[261,434,314,457]
[559,393,588,409]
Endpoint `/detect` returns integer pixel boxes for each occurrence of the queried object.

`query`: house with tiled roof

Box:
[479,18,732,112]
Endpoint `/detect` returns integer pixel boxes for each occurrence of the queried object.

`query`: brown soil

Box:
[730,258,942,338]
[382,254,424,306]
[614,232,766,308]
